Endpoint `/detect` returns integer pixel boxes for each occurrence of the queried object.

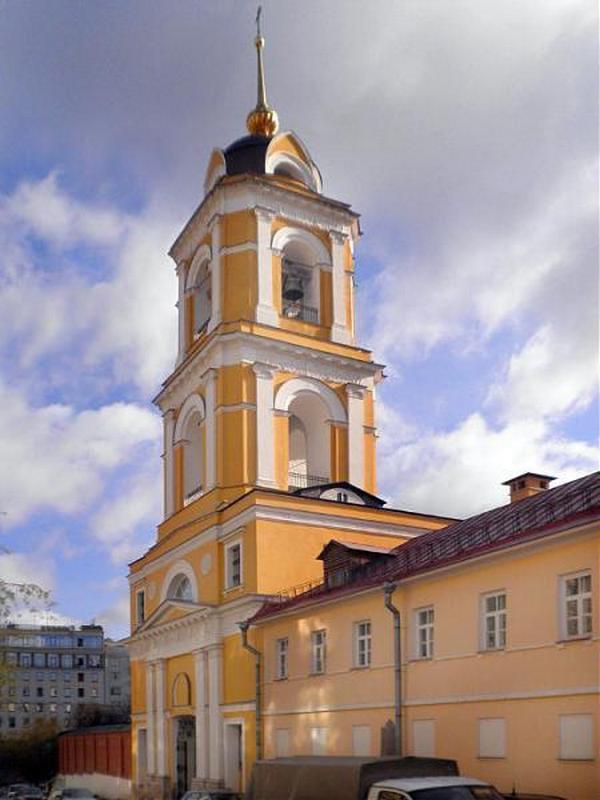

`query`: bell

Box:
[283,273,304,303]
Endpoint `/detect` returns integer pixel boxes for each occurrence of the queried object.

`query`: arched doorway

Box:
[174,715,196,798]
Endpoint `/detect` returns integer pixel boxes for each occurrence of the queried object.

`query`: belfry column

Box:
[330,231,352,345]
[194,649,208,783]
[253,363,276,487]
[163,409,175,517]
[208,215,221,333]
[204,369,218,490]
[145,661,156,775]
[176,262,187,365]
[347,384,365,487]
[207,644,224,785]
[155,659,167,775]
[255,208,278,326]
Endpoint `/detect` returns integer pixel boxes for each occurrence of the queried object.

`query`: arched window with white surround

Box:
[275,377,346,490]
[167,574,193,601]
[186,245,212,340]
[272,227,330,326]
[174,394,206,506]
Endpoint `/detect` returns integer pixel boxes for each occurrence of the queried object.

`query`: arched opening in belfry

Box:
[281,238,320,324]
[182,410,204,503]
[287,392,330,489]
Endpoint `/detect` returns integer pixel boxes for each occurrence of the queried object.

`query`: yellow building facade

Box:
[252,472,600,800]
[127,29,452,800]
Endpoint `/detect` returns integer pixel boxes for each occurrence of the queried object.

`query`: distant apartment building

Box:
[0,623,130,735]
[103,639,131,706]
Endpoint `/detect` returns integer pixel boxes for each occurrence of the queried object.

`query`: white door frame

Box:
[223,718,245,791]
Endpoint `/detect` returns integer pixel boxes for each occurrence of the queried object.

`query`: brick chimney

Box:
[502,472,556,503]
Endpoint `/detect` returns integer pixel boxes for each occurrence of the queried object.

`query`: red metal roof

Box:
[252,471,600,622]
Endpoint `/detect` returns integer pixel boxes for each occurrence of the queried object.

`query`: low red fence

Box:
[59,725,131,779]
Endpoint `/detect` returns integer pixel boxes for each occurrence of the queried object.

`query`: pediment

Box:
[137,598,214,634]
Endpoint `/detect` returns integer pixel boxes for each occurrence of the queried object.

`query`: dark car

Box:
[7,787,44,800]
[48,789,98,800]
[502,794,567,800]
[181,791,242,800]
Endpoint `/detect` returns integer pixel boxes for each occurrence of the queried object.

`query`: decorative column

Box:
[346,384,366,488]
[163,409,176,518]
[253,363,276,488]
[255,207,278,326]
[145,661,156,775]
[207,644,224,785]
[203,369,218,491]
[176,262,187,365]
[208,215,222,333]
[330,231,351,344]
[194,649,208,784]
[155,659,167,776]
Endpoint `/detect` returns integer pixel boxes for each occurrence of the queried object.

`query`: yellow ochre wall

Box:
[258,529,600,800]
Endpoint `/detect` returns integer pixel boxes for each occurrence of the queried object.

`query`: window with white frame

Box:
[559,714,594,760]
[276,638,288,680]
[225,541,242,589]
[415,607,434,659]
[310,726,327,755]
[311,630,326,674]
[136,590,145,625]
[560,571,592,639]
[481,591,506,650]
[354,620,371,668]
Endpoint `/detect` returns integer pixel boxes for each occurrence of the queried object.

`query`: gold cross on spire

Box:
[246,5,279,137]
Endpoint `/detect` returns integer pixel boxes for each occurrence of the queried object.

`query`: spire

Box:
[246,6,279,137]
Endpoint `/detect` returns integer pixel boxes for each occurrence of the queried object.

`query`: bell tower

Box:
[155,15,382,522]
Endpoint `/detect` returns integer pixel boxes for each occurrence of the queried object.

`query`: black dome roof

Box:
[224,135,272,177]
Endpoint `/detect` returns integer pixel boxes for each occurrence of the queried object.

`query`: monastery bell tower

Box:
[155,18,381,518]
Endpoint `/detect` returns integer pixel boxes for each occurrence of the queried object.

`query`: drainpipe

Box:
[383,581,402,755]
[239,620,262,761]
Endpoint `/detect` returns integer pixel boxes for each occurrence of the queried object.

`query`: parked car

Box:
[47,789,98,800]
[7,786,44,800]
[181,792,241,800]
[501,795,567,800]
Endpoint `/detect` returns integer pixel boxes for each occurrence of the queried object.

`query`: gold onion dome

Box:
[246,9,279,137]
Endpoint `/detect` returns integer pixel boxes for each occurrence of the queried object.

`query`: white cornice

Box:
[169,179,359,266]
[155,330,381,410]
[128,502,424,585]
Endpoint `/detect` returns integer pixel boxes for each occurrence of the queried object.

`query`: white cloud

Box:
[379,412,598,519]
[5,172,125,247]
[0,381,159,523]
[90,470,161,565]
[0,174,178,394]
[95,591,130,640]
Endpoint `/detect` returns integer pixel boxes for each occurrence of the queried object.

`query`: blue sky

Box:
[0,0,597,637]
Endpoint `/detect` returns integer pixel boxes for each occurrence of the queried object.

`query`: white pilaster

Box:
[208,215,222,333]
[194,649,208,781]
[347,384,366,488]
[207,644,224,784]
[203,369,218,490]
[255,207,278,326]
[176,263,187,365]
[253,363,276,488]
[145,661,156,775]
[155,659,167,775]
[163,409,176,518]
[330,231,352,345]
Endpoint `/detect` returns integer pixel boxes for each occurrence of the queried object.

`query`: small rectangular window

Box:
[136,591,146,626]
[481,591,506,650]
[415,606,434,659]
[354,620,371,668]
[225,541,242,589]
[310,726,328,755]
[560,571,592,639]
[311,630,326,674]
[276,638,288,680]
[478,718,506,758]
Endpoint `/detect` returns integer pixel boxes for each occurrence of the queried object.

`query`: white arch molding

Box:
[266,132,323,193]
[267,151,318,192]
[160,559,199,603]
[271,226,331,267]
[274,377,347,424]
[186,244,212,291]
[174,393,206,444]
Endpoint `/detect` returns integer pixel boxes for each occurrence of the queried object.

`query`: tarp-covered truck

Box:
[244,756,507,800]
